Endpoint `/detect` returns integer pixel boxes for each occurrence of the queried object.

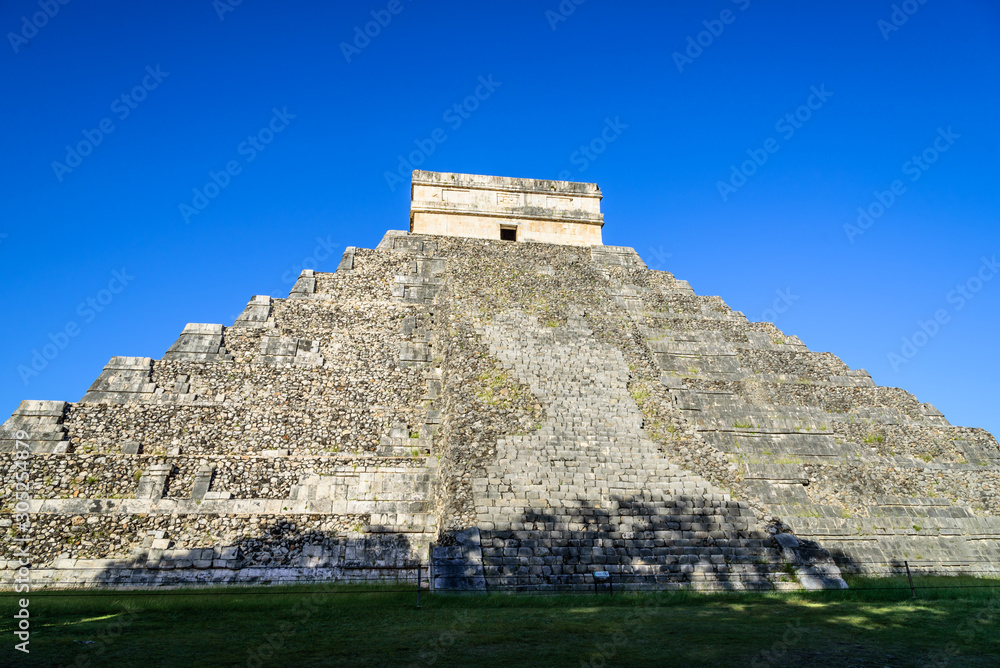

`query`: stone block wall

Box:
[3,229,997,590]
[1,243,440,587]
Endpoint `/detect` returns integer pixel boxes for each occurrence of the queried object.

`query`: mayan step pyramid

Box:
[3,170,998,591]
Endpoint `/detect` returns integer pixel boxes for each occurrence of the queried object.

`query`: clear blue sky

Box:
[1,0,997,436]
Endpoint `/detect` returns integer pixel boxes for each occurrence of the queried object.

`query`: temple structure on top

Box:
[409,170,604,246]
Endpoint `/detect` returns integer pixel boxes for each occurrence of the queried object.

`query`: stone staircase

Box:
[449,309,839,590]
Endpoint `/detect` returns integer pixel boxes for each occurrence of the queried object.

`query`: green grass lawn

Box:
[3,578,999,667]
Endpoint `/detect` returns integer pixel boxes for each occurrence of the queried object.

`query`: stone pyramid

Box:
[3,170,998,591]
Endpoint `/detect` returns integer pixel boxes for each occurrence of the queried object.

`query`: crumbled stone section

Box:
[2,220,996,590]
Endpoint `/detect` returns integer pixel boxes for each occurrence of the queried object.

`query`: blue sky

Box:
[1,0,997,436]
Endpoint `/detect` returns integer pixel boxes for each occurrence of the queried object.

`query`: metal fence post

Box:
[904,561,916,598]
[417,563,422,609]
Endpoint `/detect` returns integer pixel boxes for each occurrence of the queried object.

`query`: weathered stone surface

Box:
[775,533,800,549]
[2,172,997,591]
